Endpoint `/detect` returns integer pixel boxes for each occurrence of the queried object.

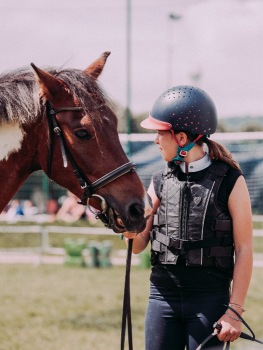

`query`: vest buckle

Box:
[170,238,183,250]
[179,150,187,157]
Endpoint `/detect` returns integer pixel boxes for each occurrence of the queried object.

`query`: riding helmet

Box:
[140,86,218,164]
[141,85,218,135]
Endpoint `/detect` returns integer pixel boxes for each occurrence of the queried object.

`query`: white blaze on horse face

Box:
[0,122,24,161]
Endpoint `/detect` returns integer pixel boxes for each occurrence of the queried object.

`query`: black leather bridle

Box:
[46,100,138,349]
[45,100,136,230]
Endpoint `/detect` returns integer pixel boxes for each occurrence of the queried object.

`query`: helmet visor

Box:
[140,114,172,130]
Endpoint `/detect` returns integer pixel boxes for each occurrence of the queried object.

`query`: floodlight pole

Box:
[126,0,131,157]
[166,13,182,89]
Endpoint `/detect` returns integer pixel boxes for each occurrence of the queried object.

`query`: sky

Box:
[0,0,262,119]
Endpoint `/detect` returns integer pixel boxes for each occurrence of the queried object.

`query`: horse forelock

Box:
[0,66,110,126]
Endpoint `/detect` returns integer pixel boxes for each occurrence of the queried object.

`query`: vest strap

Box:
[208,161,229,181]
[205,217,233,231]
[153,214,166,226]
[151,230,233,251]
[209,246,233,257]
[154,215,232,231]
[151,240,162,252]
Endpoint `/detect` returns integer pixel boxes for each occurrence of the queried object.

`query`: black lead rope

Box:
[227,306,263,344]
[46,99,137,348]
[121,239,133,350]
[196,306,263,350]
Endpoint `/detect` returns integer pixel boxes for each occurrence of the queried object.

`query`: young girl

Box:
[123,86,253,350]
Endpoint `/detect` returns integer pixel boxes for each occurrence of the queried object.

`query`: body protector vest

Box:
[150,160,234,273]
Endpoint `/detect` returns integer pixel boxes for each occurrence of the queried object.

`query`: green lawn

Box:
[0,264,262,350]
[0,265,150,350]
[0,220,262,349]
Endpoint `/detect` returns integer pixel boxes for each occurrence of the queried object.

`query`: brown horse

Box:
[0,52,151,233]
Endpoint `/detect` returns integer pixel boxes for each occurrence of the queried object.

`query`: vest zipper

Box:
[184,165,191,265]
[182,165,190,242]
[165,176,168,263]
[185,164,190,241]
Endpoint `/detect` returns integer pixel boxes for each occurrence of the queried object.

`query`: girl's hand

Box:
[216,314,242,343]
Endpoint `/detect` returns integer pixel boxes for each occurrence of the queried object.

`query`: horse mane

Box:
[0,66,109,126]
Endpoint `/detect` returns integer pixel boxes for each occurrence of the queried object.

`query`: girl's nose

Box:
[155,134,159,144]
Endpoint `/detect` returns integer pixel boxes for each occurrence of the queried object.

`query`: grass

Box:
[0,231,128,251]
[0,220,262,349]
[0,265,262,350]
[253,222,263,230]
[0,265,151,350]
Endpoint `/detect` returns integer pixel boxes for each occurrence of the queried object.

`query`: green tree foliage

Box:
[114,101,263,133]
[241,124,263,132]
[216,120,228,133]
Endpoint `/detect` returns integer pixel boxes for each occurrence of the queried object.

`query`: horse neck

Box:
[0,121,42,212]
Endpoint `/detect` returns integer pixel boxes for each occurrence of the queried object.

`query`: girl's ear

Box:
[176,132,188,146]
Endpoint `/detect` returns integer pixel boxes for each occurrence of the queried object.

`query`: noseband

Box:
[46,100,136,230]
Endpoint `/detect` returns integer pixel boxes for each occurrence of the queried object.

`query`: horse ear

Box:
[31,63,64,101]
[83,51,111,80]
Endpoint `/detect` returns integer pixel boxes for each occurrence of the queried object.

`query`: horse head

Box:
[31,53,152,233]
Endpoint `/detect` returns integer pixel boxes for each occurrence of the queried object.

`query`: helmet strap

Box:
[170,131,204,164]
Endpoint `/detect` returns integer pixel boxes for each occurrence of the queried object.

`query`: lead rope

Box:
[121,239,133,350]
[196,306,263,350]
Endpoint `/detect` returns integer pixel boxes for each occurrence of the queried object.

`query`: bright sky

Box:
[0,0,262,119]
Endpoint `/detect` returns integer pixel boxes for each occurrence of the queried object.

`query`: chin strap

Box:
[171,130,205,165]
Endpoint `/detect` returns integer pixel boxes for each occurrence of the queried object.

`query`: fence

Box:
[0,224,263,255]
[0,225,115,254]
[12,132,263,214]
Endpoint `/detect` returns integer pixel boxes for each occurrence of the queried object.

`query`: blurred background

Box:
[0,1,262,349]
[0,0,262,216]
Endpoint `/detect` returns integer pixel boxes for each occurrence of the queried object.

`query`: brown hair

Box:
[179,131,242,172]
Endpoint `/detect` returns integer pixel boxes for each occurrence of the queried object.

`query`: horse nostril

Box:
[129,203,144,219]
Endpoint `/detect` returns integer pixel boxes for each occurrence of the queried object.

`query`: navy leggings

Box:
[145,283,230,350]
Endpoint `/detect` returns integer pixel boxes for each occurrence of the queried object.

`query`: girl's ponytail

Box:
[204,138,242,172]
[182,131,242,172]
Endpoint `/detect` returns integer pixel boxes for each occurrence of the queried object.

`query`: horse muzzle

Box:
[87,194,127,233]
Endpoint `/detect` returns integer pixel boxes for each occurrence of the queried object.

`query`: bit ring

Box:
[86,194,108,215]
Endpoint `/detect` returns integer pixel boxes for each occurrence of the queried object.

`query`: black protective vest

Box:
[150,160,234,273]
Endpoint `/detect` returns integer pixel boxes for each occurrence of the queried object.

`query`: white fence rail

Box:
[0,225,262,267]
[0,224,262,254]
[0,225,116,255]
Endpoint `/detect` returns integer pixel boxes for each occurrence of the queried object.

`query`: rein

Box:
[46,100,136,349]
[121,239,133,350]
[196,306,263,350]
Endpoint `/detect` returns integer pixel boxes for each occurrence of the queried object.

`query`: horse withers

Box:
[0,52,152,233]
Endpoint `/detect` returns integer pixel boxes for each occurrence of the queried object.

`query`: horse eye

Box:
[75,130,91,140]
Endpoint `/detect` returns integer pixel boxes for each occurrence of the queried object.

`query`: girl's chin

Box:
[162,155,172,162]
[160,151,176,162]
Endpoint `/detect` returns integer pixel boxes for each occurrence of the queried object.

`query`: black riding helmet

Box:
[141,85,218,163]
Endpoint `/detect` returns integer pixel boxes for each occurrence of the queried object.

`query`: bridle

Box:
[46,100,137,349]
[45,100,136,231]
